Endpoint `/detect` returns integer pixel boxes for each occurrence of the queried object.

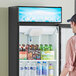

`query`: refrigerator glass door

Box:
[19,26,59,76]
[61,27,74,71]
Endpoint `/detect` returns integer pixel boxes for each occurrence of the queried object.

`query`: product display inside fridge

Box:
[19,26,59,60]
[19,61,57,76]
[19,26,59,76]
[19,26,58,60]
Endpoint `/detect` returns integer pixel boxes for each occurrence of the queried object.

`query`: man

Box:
[60,14,76,76]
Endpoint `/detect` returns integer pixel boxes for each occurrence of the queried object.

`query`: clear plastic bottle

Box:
[30,62,36,76]
[48,64,54,76]
[19,61,26,76]
[36,61,42,76]
[19,61,24,76]
[23,62,28,76]
[42,61,48,76]
[24,61,30,76]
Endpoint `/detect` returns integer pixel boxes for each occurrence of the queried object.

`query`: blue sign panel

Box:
[19,7,62,22]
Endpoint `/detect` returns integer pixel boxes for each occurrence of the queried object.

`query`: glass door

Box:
[19,25,59,76]
[60,24,74,73]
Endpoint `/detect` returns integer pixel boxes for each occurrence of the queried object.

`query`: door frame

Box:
[59,24,73,74]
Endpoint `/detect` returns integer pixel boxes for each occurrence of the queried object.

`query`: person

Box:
[60,14,76,76]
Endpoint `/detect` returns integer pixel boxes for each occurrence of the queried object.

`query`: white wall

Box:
[0,0,75,24]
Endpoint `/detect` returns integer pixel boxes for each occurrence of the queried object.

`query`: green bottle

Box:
[44,44,48,51]
[49,44,53,51]
[40,44,43,51]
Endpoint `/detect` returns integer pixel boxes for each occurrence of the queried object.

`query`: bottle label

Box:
[20,67,24,70]
[36,66,42,75]
[24,67,28,70]
[42,66,47,75]
[49,70,53,76]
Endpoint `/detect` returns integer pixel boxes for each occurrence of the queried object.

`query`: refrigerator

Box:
[9,6,74,76]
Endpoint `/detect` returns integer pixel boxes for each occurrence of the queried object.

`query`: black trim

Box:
[18,22,59,26]
[9,7,19,76]
[59,24,71,28]
[59,26,61,75]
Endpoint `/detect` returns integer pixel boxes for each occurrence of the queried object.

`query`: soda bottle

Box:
[36,61,42,76]
[40,44,43,51]
[30,62,36,76]
[49,44,53,51]
[42,61,48,76]
[23,62,27,76]
[48,64,54,76]
[19,62,24,76]
[36,52,41,60]
[25,44,29,51]
[19,61,26,76]
[25,62,30,76]
[35,44,39,50]
[19,44,22,51]
[32,52,36,60]
[44,44,48,51]
[34,44,37,50]
[22,44,25,51]
[28,51,33,60]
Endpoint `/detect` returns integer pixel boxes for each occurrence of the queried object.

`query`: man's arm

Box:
[60,66,69,76]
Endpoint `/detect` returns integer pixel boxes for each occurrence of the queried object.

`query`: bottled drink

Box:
[32,54,37,60]
[44,44,48,51]
[49,44,53,51]
[28,51,33,60]
[42,61,48,76]
[34,44,37,50]
[19,44,22,51]
[36,44,39,50]
[22,44,25,51]
[36,51,41,60]
[36,61,42,76]
[48,64,54,76]
[25,44,29,51]
[25,62,30,76]
[31,44,34,50]
[30,62,36,76]
[19,47,27,60]
[19,62,24,76]
[19,61,26,76]
[21,45,23,51]
[40,44,43,51]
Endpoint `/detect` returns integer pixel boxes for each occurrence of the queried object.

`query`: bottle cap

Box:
[49,64,52,65]
[30,67,33,69]
[43,61,46,63]
[37,61,41,63]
